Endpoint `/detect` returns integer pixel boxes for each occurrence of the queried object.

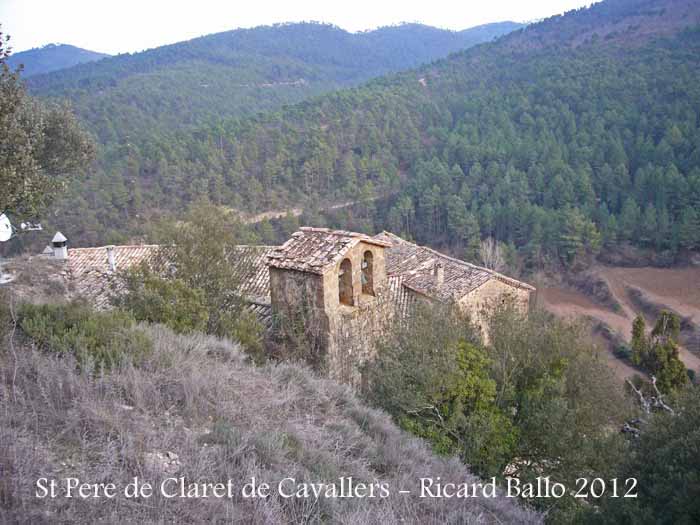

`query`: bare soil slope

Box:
[539,265,700,381]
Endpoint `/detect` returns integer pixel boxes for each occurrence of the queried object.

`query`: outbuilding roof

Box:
[374,231,535,301]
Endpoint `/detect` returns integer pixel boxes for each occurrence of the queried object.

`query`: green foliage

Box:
[115,264,209,334]
[366,304,516,475]
[369,301,629,521]
[630,315,647,366]
[17,301,152,370]
[0,25,94,219]
[24,5,700,267]
[630,311,688,393]
[589,386,700,525]
[487,304,628,520]
[613,344,632,360]
[152,202,257,335]
[117,202,267,362]
[367,298,629,520]
[216,308,266,366]
[28,22,520,143]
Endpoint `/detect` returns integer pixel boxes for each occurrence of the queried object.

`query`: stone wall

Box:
[328,288,395,386]
[268,266,331,366]
[268,240,391,383]
[458,278,531,344]
[323,240,391,385]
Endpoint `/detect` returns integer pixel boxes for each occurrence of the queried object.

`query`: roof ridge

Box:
[69,244,162,251]
[300,226,387,242]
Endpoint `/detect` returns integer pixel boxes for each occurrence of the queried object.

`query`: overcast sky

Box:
[1,0,595,55]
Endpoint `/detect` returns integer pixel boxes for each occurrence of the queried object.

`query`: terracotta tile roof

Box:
[387,275,418,319]
[61,244,277,309]
[374,231,535,301]
[50,229,532,323]
[267,227,391,275]
[66,245,163,309]
[247,302,273,328]
[231,246,276,302]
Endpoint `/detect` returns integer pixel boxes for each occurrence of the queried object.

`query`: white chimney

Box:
[51,232,68,260]
[106,245,117,272]
[434,262,444,286]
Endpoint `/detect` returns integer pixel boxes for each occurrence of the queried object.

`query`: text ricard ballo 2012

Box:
[36,476,638,500]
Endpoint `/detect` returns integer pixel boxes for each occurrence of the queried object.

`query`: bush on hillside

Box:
[630,312,689,393]
[116,203,268,364]
[368,301,630,523]
[115,264,209,334]
[589,386,700,524]
[17,301,152,371]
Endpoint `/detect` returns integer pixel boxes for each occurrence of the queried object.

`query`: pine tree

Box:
[678,207,700,250]
[619,198,641,242]
[631,315,647,366]
[463,212,481,262]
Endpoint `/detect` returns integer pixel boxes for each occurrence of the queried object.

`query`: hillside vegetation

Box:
[29,0,700,269]
[0,302,538,524]
[28,22,521,143]
[7,44,109,77]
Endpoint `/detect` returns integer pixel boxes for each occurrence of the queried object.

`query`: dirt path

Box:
[239,195,389,224]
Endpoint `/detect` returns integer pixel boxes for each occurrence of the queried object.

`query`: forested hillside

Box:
[27,22,521,143]
[20,0,700,268]
[7,44,109,77]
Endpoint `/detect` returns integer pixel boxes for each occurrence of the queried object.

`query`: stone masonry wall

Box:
[323,241,391,385]
[458,278,531,344]
[269,267,331,364]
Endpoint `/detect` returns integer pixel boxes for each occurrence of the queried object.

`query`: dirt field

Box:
[538,265,700,381]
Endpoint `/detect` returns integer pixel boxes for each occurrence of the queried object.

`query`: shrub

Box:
[216,309,267,365]
[630,312,689,393]
[365,303,517,476]
[613,344,631,359]
[115,265,209,334]
[17,302,152,371]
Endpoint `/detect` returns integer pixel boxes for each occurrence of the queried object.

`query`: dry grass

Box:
[0,323,539,524]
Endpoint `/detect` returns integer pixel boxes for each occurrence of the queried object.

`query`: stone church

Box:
[40,227,535,385]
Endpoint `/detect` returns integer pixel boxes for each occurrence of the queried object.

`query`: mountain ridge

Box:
[7,43,109,77]
[26,21,523,144]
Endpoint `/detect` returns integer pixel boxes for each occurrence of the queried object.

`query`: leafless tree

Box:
[626,376,675,415]
[623,376,675,437]
[480,237,505,272]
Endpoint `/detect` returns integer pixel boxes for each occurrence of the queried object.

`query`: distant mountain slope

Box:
[500,0,699,50]
[26,22,522,143]
[32,0,700,264]
[7,43,109,76]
